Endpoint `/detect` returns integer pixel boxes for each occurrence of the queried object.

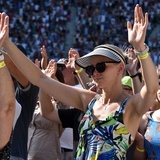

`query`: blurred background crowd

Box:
[1,0,160,65]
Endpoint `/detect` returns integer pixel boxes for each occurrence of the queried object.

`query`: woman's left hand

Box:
[127,4,148,50]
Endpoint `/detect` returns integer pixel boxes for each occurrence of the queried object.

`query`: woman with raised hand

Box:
[0,4,158,159]
[0,50,15,159]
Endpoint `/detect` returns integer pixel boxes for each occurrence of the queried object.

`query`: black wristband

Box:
[130,72,139,78]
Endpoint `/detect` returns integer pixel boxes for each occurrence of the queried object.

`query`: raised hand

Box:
[127,4,148,50]
[66,48,80,70]
[0,13,9,47]
[34,58,40,68]
[125,48,138,74]
[44,60,57,79]
[40,45,48,70]
[40,45,47,58]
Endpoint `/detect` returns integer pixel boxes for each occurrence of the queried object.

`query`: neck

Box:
[101,89,124,105]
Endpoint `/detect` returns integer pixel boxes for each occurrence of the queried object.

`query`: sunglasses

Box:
[85,61,119,76]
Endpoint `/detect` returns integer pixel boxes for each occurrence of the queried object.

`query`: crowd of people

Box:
[73,0,160,66]
[1,0,160,65]
[0,1,160,160]
[1,0,71,61]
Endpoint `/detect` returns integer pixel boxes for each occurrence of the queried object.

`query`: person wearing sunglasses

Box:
[0,4,158,159]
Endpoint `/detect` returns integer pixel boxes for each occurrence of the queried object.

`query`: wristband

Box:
[138,52,149,60]
[136,146,145,153]
[75,68,83,74]
[0,61,6,69]
[130,72,139,78]
[134,43,149,56]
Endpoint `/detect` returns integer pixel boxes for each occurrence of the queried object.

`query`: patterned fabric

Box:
[75,95,131,160]
[144,112,160,159]
[0,131,13,160]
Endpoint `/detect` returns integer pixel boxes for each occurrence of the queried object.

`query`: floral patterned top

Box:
[75,95,131,160]
[144,112,160,159]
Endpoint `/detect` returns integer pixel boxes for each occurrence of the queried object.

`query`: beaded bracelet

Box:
[0,61,6,69]
[134,43,149,56]
[136,146,145,153]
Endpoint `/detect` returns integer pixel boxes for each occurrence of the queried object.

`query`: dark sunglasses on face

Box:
[85,61,119,76]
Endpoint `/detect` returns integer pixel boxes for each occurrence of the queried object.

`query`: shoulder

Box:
[17,82,39,92]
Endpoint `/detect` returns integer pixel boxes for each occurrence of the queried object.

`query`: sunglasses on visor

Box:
[85,61,120,76]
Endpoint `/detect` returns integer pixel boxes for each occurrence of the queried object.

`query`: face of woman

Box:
[89,56,122,88]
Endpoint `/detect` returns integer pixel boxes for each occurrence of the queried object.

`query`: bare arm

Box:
[0,60,15,150]
[125,48,143,94]
[40,45,48,70]
[123,5,158,139]
[39,60,62,124]
[39,89,62,124]
[133,114,148,160]
[0,18,94,111]
[126,5,158,117]
[4,53,29,88]
[133,132,147,160]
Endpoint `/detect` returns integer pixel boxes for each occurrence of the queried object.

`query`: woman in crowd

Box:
[0,4,158,159]
[27,63,64,160]
[133,75,160,159]
[0,50,15,159]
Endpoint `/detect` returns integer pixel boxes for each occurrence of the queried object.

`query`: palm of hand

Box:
[44,61,56,78]
[0,13,9,46]
[129,22,145,44]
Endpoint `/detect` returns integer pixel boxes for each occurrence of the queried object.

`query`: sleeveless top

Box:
[75,95,131,160]
[28,104,62,160]
[144,112,160,159]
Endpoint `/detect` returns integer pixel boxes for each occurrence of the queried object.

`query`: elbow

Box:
[32,73,46,87]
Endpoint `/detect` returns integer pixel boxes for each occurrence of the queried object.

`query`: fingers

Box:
[34,59,40,68]
[45,60,57,74]
[134,4,139,23]
[41,45,47,56]
[127,21,132,30]
[144,12,149,28]
[0,13,8,31]
[134,4,148,27]
[68,48,80,58]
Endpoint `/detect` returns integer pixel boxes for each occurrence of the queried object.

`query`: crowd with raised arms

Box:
[0,2,160,160]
